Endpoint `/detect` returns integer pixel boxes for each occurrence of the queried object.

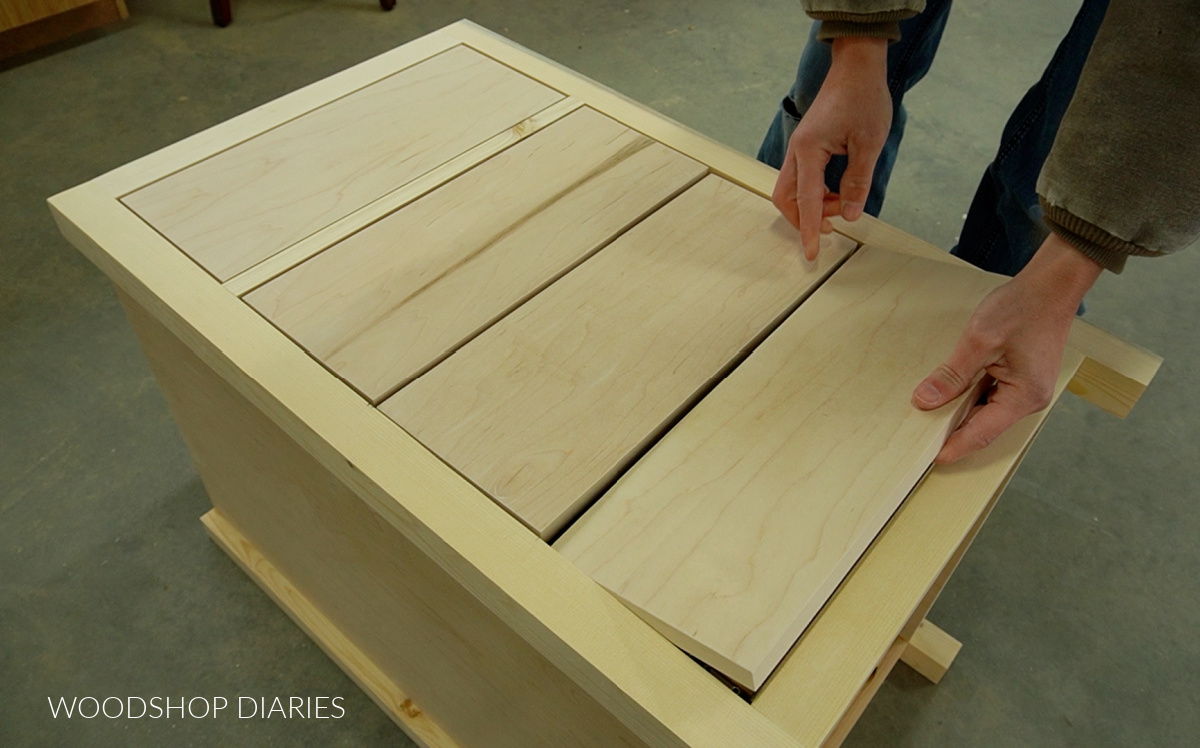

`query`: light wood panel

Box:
[382,174,855,540]
[752,350,1083,745]
[223,97,586,297]
[246,107,707,402]
[827,214,1163,418]
[556,247,1007,690]
[122,45,562,281]
[93,31,460,198]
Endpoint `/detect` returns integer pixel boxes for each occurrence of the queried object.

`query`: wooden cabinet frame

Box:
[48,21,1159,747]
[0,0,128,60]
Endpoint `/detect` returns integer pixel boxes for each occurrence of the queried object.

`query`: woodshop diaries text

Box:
[47,696,345,719]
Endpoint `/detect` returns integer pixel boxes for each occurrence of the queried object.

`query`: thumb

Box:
[913,337,992,410]
[838,141,878,222]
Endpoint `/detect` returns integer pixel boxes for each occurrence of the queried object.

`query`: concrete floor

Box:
[2,0,1197,745]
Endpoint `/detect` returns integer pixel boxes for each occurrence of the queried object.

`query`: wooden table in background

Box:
[0,0,127,60]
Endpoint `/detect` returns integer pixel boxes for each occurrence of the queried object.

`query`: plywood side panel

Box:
[382,174,855,540]
[118,292,650,748]
[202,510,459,748]
[557,248,1007,690]
[246,107,707,402]
[122,45,562,281]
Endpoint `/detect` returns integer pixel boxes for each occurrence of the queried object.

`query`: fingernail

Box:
[842,203,863,221]
[914,381,941,406]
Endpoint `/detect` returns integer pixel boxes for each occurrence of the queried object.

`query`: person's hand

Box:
[772,36,891,260]
[913,234,1104,463]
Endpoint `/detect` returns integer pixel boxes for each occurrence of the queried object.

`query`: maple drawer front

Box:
[121,45,563,281]
[556,247,1005,691]
[381,174,856,541]
[245,107,707,403]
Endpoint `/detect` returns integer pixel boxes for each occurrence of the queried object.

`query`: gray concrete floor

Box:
[2,1,1197,745]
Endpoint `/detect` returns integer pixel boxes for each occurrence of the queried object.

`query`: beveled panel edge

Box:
[93,31,463,199]
[222,97,586,298]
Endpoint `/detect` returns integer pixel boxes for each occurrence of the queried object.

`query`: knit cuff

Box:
[809,10,918,42]
[1039,197,1164,275]
[816,19,903,41]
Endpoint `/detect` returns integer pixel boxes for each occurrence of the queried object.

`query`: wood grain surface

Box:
[122,45,561,281]
[246,107,706,402]
[382,174,855,540]
[224,97,585,297]
[555,247,1006,690]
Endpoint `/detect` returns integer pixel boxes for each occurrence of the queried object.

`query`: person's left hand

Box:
[771,36,891,260]
[912,233,1104,464]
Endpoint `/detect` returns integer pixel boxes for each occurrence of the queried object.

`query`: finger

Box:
[912,332,996,410]
[839,140,880,222]
[823,194,842,221]
[771,149,801,231]
[934,395,1026,464]
[794,147,831,261]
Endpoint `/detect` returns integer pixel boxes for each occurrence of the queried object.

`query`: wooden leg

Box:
[380,0,396,10]
[899,620,962,684]
[210,0,231,27]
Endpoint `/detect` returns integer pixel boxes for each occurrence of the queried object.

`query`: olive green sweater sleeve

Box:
[1037,0,1200,273]
[802,1,924,41]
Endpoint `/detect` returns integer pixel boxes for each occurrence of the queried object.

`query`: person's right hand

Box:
[772,35,892,260]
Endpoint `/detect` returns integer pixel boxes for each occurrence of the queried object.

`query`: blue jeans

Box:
[757,0,1110,277]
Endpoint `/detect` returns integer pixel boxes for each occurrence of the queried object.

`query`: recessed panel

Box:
[123,46,562,281]
[381,174,855,539]
[555,247,1005,690]
[246,107,707,402]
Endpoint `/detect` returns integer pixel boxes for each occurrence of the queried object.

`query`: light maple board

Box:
[122,45,562,281]
[381,174,856,540]
[245,107,706,402]
[555,247,1006,690]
